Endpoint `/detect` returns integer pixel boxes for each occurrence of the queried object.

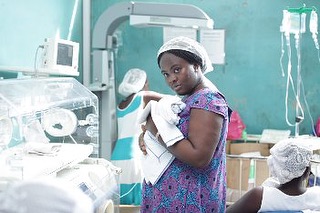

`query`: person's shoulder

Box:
[198,88,225,99]
[194,88,228,109]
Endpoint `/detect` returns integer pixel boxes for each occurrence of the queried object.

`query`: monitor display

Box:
[40,38,79,76]
[57,43,73,67]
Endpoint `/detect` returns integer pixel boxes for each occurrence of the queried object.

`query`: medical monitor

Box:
[40,38,79,76]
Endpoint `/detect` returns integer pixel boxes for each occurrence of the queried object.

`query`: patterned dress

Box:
[111,92,145,205]
[141,88,230,213]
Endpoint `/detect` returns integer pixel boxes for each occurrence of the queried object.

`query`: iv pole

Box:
[286,5,313,136]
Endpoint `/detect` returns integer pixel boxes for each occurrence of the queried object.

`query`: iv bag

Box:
[281,10,291,34]
[281,10,306,34]
[310,10,319,49]
[289,12,306,34]
[310,10,318,34]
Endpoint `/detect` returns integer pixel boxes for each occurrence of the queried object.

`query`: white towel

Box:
[137,96,185,147]
[141,131,175,185]
[150,101,184,146]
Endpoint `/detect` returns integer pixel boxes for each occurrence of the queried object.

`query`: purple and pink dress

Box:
[141,88,230,213]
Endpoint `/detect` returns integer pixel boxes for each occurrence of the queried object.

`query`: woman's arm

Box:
[226,186,263,213]
[145,108,224,168]
[142,91,164,107]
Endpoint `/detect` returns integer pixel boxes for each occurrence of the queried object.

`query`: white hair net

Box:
[118,68,147,97]
[267,138,313,184]
[157,36,214,74]
[0,178,93,213]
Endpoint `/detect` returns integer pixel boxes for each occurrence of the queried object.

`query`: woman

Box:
[140,36,231,212]
[111,68,163,205]
[226,137,320,213]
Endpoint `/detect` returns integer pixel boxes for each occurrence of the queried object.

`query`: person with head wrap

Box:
[0,178,93,213]
[111,68,163,205]
[226,138,320,213]
[138,36,232,212]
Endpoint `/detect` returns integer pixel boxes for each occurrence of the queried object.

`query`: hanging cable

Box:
[33,45,44,78]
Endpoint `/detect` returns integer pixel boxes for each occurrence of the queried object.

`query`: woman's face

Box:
[159,52,200,96]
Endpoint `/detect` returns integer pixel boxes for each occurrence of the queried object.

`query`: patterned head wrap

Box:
[157,36,214,74]
[267,138,313,184]
[118,68,147,97]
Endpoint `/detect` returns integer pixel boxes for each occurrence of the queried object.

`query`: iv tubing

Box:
[282,10,305,134]
[280,33,285,77]
[284,31,296,127]
[294,28,304,136]
[282,5,318,136]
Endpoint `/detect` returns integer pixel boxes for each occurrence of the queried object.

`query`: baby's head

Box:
[267,137,313,184]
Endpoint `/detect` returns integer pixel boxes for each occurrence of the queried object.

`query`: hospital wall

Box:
[1,0,320,136]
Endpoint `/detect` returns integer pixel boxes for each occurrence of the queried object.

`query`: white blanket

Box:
[137,96,185,185]
[141,131,175,185]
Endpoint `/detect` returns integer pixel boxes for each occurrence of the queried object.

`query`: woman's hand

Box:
[139,115,161,155]
[139,124,148,155]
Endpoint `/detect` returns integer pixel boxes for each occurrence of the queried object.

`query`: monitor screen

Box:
[57,43,73,67]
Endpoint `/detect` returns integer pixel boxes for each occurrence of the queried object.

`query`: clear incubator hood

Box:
[0,77,99,156]
[0,77,121,212]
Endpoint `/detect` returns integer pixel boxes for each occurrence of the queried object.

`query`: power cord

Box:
[33,45,44,78]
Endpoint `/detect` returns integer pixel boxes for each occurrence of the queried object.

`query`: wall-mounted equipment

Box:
[129,3,213,29]
[0,38,80,77]
[89,1,214,91]
[40,38,80,76]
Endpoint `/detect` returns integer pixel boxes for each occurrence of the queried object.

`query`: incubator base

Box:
[57,157,121,213]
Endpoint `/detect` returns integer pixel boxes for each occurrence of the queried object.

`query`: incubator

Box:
[0,77,120,213]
